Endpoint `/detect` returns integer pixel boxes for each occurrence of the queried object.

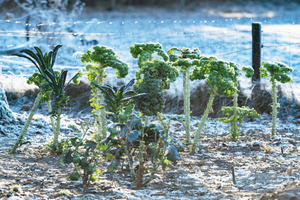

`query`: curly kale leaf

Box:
[242,67,254,78]
[190,58,239,97]
[130,42,169,67]
[133,72,165,116]
[135,59,179,90]
[168,47,201,72]
[81,46,128,78]
[261,61,293,84]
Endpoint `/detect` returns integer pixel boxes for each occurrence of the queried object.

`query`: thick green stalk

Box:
[94,91,102,138]
[271,78,277,136]
[98,67,107,139]
[11,90,43,153]
[94,65,107,140]
[232,87,238,140]
[183,69,191,144]
[53,106,62,146]
[191,86,218,153]
[46,100,56,132]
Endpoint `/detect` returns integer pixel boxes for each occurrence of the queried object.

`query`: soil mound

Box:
[259,180,300,200]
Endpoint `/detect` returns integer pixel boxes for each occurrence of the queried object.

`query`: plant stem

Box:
[11,90,43,153]
[97,65,107,139]
[136,128,145,189]
[183,69,191,144]
[191,86,218,153]
[53,106,62,146]
[232,86,238,140]
[94,91,102,137]
[123,138,135,180]
[145,117,149,126]
[271,78,277,136]
[46,100,56,132]
[142,114,170,187]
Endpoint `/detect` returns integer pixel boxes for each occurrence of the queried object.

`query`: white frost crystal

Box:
[0,88,14,121]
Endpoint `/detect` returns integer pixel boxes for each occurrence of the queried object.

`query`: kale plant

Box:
[80,46,128,141]
[189,58,239,153]
[243,61,293,136]
[40,69,80,151]
[167,47,202,144]
[101,104,183,189]
[62,127,104,187]
[217,106,261,141]
[130,42,179,117]
[11,45,62,153]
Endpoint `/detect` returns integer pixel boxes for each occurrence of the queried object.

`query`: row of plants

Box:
[8,42,293,189]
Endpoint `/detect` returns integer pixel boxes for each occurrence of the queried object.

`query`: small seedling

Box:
[79,196,86,200]
[62,130,104,187]
[59,189,70,196]
[68,124,77,129]
[11,184,21,192]
[42,139,66,155]
[217,106,261,141]
[261,145,273,154]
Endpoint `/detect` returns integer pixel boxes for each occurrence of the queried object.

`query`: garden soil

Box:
[1,84,300,199]
[2,1,300,199]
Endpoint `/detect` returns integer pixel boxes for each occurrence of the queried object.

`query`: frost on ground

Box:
[1,86,300,199]
[1,1,300,199]
[0,88,14,121]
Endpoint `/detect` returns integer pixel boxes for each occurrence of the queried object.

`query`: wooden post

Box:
[252,22,261,82]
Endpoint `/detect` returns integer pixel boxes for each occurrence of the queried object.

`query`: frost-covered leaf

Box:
[167,144,179,162]
[62,150,73,164]
[85,141,97,149]
[128,130,141,143]
[107,158,120,172]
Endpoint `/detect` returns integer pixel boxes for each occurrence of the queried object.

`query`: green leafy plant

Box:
[102,104,182,189]
[91,79,147,122]
[243,61,293,136]
[59,189,70,196]
[42,139,66,155]
[167,47,201,144]
[217,106,261,141]
[40,68,80,151]
[80,46,129,141]
[261,145,274,154]
[11,45,62,153]
[130,42,179,117]
[62,120,103,187]
[62,136,104,187]
[189,59,239,153]
[216,66,261,141]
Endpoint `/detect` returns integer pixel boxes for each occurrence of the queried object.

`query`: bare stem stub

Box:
[230,165,236,184]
